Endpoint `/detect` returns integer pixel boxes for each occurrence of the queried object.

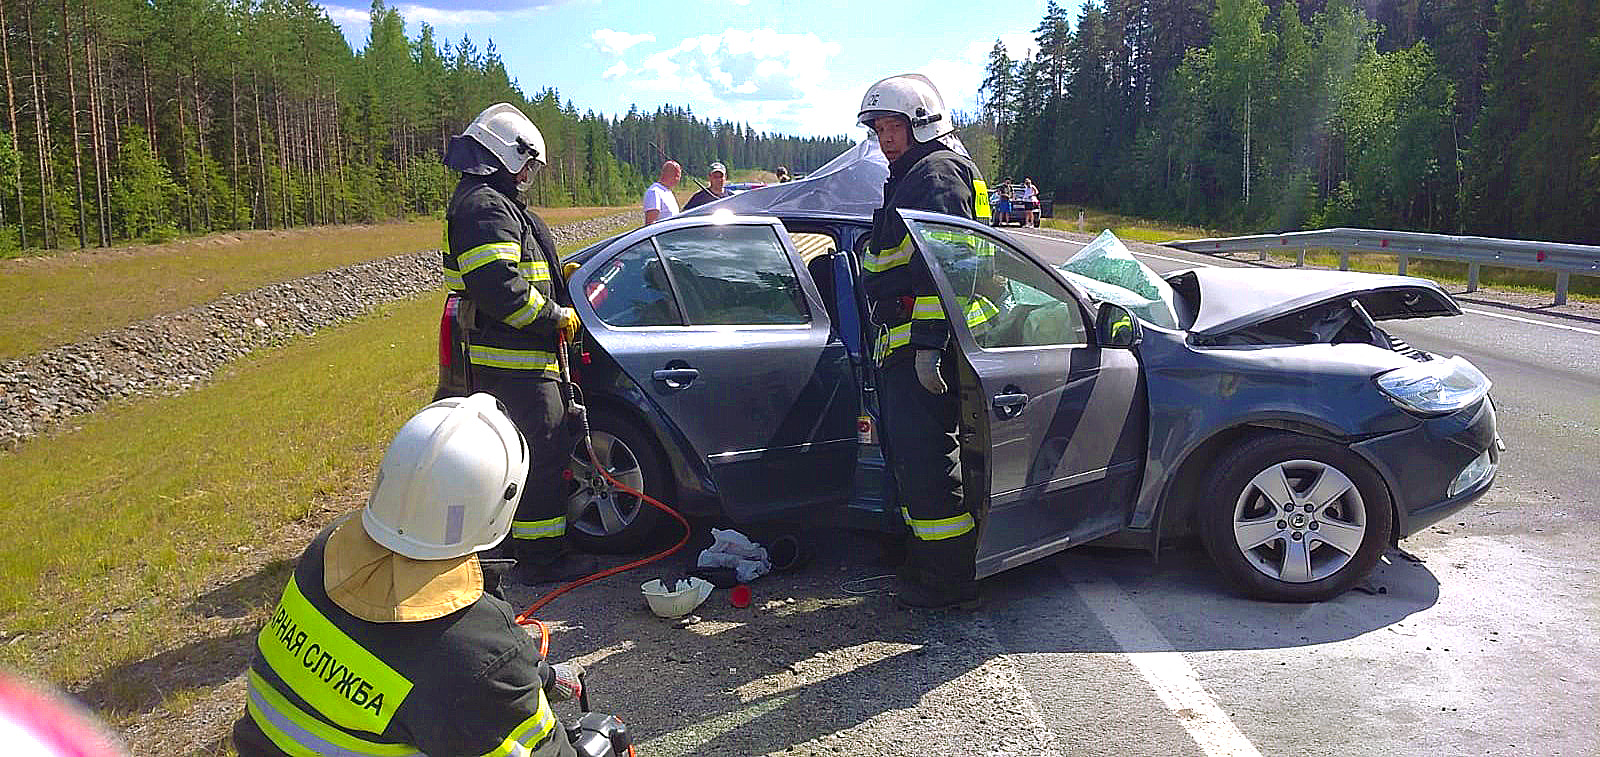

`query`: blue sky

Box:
[320,1,1072,138]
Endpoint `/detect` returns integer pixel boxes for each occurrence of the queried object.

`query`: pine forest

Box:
[0,0,853,253]
[977,0,1598,244]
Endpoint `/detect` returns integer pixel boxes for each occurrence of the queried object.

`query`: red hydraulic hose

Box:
[515,334,692,624]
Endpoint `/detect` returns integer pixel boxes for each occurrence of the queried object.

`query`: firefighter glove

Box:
[556,306,580,338]
[545,661,584,703]
[914,349,947,395]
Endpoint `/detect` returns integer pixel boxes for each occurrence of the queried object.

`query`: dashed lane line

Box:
[1067,572,1265,757]
[1003,228,1600,337]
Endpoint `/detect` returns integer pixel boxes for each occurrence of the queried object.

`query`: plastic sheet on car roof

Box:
[680,138,890,219]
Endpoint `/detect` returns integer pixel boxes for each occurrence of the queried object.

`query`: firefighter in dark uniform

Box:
[440,103,595,584]
[859,73,994,610]
[233,394,583,756]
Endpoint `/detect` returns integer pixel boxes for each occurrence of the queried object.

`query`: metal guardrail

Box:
[1167,227,1600,304]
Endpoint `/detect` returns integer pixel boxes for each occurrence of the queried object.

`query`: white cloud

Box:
[632,29,839,102]
[602,61,630,80]
[592,29,656,56]
[394,4,504,25]
[918,37,1004,116]
[997,32,1037,62]
[605,29,856,136]
[322,6,371,24]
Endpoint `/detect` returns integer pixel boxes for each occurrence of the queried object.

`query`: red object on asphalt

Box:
[729,585,751,608]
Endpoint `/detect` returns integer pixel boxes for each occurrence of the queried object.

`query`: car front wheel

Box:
[565,410,667,554]
[1197,433,1393,601]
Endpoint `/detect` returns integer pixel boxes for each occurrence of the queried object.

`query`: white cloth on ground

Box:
[697,528,770,582]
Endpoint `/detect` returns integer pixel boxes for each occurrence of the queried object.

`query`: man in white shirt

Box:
[643,161,682,223]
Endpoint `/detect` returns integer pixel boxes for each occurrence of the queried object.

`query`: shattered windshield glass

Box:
[1055,230,1180,330]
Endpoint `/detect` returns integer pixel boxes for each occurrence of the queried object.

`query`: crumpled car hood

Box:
[1175,267,1460,337]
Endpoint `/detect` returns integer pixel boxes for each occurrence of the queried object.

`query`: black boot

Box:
[895,532,980,610]
[512,543,600,585]
[894,576,981,610]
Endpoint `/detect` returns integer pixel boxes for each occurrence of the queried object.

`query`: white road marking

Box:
[1004,228,1600,337]
[1069,575,1265,757]
[1458,308,1600,336]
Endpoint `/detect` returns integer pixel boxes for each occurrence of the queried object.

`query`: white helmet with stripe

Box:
[362,393,529,560]
[856,73,954,144]
[461,102,547,177]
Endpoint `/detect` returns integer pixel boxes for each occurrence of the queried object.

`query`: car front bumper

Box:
[1351,395,1502,540]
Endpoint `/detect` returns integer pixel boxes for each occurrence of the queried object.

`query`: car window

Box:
[907,219,1088,348]
[788,231,836,263]
[653,225,810,326]
[585,240,684,327]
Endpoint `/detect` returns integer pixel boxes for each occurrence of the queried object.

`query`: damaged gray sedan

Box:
[438,160,1500,602]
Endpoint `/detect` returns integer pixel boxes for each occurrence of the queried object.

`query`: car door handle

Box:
[652,367,700,388]
[992,392,1029,419]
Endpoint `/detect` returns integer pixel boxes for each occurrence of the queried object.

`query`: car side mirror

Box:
[1095,302,1142,348]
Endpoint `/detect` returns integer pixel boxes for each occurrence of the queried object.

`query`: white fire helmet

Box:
[362,393,529,561]
[461,102,547,179]
[856,73,954,144]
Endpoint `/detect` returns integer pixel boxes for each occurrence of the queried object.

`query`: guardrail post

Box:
[1467,263,1480,292]
[1398,254,1408,275]
[1259,249,1268,262]
[1297,247,1305,267]
[1339,250,1350,271]
[1555,273,1569,305]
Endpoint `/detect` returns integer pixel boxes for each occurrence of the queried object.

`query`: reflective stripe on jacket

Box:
[443,175,565,379]
[233,517,569,757]
[862,140,986,363]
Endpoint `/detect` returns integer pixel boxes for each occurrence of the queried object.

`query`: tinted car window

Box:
[653,225,810,325]
[586,240,684,327]
[909,219,1087,348]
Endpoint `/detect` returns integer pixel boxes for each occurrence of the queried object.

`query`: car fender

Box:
[1128,332,1418,540]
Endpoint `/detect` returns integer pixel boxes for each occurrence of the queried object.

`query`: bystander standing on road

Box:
[1019,177,1039,226]
[683,162,732,210]
[643,161,681,223]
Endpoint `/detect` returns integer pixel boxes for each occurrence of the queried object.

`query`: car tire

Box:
[1196,432,1393,602]
[565,409,668,554]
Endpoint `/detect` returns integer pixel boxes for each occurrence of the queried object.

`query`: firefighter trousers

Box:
[472,368,575,558]
[877,353,979,591]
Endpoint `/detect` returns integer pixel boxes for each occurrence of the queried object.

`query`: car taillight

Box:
[439,296,457,369]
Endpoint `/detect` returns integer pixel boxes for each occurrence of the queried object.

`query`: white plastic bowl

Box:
[640,577,713,618]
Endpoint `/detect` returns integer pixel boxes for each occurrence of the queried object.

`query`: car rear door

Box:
[898,210,1148,579]
[570,216,858,521]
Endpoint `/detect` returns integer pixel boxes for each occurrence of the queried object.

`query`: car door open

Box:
[898,210,1149,579]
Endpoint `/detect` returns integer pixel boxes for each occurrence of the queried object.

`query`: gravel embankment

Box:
[0,212,636,449]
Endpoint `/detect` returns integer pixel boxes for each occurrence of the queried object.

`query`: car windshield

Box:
[1054,230,1180,330]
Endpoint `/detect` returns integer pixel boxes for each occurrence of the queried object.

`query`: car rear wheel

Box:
[1197,433,1393,602]
[566,410,667,554]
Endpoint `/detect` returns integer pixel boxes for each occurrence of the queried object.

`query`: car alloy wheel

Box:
[1198,432,1393,601]
[566,430,645,539]
[1230,460,1367,584]
[564,410,666,554]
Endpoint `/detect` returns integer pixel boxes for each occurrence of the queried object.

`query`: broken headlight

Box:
[1375,355,1491,415]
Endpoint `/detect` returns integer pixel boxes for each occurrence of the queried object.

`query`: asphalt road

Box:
[509,227,1598,757]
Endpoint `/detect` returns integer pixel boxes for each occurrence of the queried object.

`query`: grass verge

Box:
[1040,208,1235,244]
[0,207,629,360]
[0,229,620,740]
